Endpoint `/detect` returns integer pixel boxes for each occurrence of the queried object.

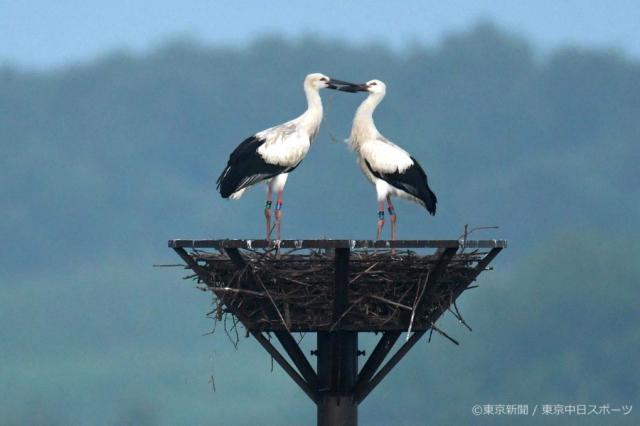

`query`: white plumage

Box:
[217,73,359,239]
[344,79,437,240]
[255,123,313,168]
[357,139,414,173]
[218,74,326,200]
[228,187,246,200]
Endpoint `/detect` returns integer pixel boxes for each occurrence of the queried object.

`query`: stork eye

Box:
[370,82,377,85]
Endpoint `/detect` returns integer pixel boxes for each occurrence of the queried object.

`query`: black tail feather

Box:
[422,185,437,215]
[217,135,291,198]
[365,157,437,215]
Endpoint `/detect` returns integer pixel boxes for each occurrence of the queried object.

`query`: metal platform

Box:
[169,238,507,250]
[169,238,505,426]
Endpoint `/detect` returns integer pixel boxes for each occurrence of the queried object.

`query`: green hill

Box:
[1,23,638,425]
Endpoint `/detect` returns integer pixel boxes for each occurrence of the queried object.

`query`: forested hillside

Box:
[1,24,638,425]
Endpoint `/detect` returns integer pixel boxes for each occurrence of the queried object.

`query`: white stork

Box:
[341,79,437,241]
[217,73,358,240]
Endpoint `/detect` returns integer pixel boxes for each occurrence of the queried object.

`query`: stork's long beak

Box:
[327,78,361,92]
[336,82,369,93]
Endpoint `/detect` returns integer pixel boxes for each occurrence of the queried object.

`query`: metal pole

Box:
[317,331,358,426]
[317,248,358,426]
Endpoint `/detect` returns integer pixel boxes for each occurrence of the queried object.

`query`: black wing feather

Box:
[217,135,295,198]
[365,157,437,215]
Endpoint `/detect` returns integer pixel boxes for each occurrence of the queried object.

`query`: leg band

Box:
[265,200,272,209]
[388,206,396,216]
[276,201,283,211]
[378,210,385,220]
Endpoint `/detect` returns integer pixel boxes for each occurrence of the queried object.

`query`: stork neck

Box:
[352,93,384,139]
[299,86,323,134]
[304,86,323,115]
[356,92,383,120]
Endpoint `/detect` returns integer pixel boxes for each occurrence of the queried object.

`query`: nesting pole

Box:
[169,239,506,426]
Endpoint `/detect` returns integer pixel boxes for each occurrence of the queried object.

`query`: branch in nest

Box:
[254,273,291,334]
[429,322,459,345]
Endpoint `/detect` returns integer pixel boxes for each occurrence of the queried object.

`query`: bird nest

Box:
[184,247,488,336]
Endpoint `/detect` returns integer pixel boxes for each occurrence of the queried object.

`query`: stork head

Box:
[305,73,332,90]
[304,73,360,92]
[339,79,386,95]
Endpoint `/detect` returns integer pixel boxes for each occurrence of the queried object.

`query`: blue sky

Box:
[2,0,640,69]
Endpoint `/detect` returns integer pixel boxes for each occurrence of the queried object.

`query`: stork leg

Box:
[274,190,284,240]
[376,200,385,240]
[264,187,273,240]
[387,196,397,241]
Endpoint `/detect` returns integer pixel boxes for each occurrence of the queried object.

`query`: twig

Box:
[458,224,499,253]
[407,271,430,340]
[216,287,267,297]
[254,273,291,334]
[223,314,239,349]
[451,296,472,332]
[367,295,412,311]
[429,322,459,345]
[329,297,365,332]
[349,262,380,284]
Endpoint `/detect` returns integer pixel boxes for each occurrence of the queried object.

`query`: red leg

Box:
[387,196,397,241]
[264,188,273,240]
[376,200,385,240]
[275,190,284,240]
